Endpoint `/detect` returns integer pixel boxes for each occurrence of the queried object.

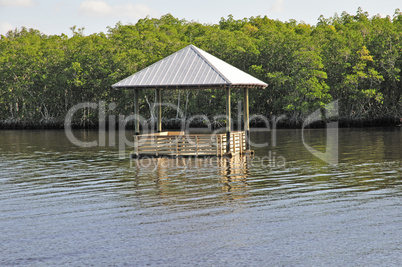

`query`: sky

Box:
[0,0,400,36]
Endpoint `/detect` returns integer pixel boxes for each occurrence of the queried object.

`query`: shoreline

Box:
[1,117,400,130]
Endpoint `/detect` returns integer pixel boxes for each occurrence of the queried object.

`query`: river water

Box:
[0,128,401,266]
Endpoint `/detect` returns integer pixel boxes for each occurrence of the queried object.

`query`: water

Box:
[0,128,401,266]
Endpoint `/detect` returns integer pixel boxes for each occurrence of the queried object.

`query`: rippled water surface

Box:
[0,128,401,266]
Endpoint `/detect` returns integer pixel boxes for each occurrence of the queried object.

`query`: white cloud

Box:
[79,0,156,18]
[54,2,68,13]
[114,3,155,18]
[79,0,111,17]
[0,0,35,7]
[269,0,284,13]
[0,22,14,35]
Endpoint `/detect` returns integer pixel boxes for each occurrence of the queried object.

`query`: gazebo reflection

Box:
[217,156,250,200]
[130,155,251,200]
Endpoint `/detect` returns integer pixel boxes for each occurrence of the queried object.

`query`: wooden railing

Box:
[134,131,246,157]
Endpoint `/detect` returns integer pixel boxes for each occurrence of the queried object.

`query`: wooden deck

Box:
[132,131,253,158]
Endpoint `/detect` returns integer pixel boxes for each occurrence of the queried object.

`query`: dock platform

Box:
[131,131,253,158]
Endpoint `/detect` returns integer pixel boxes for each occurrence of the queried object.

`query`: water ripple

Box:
[0,129,401,266]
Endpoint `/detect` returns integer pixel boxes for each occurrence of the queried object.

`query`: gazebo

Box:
[112,44,267,158]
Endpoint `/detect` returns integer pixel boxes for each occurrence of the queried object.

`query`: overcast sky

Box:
[0,0,400,36]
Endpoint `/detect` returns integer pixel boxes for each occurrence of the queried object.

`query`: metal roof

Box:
[112,45,267,89]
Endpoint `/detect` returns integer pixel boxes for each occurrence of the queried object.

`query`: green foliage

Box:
[0,9,401,126]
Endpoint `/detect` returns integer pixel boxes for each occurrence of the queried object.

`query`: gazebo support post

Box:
[226,87,231,155]
[243,87,250,151]
[133,88,140,158]
[156,88,162,132]
[134,89,140,136]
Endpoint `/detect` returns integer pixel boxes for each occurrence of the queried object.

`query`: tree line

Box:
[1,8,401,129]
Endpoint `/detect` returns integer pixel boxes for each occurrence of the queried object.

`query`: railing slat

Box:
[134,132,247,157]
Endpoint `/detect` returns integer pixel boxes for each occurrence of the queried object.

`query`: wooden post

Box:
[221,135,224,156]
[133,89,140,158]
[243,87,250,150]
[196,136,199,157]
[134,135,139,156]
[239,132,243,155]
[216,136,219,157]
[134,89,140,135]
[155,136,159,157]
[226,87,231,154]
[176,136,179,156]
[156,88,162,132]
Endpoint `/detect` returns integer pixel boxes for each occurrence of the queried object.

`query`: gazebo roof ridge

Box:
[187,44,231,85]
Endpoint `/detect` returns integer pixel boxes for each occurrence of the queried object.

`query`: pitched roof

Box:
[112,44,267,89]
